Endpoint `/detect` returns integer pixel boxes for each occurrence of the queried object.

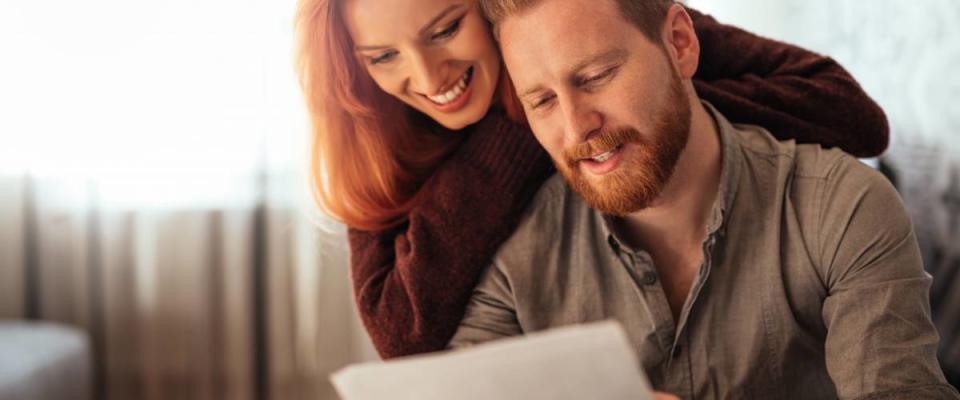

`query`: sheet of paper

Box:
[331,321,653,400]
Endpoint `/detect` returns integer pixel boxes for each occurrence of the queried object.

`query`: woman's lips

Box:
[425,67,474,113]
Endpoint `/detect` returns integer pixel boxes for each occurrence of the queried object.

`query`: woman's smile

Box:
[345,0,501,129]
[422,66,474,112]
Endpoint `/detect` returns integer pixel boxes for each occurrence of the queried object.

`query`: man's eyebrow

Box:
[355,4,464,52]
[570,48,628,76]
[516,49,628,99]
[519,84,547,99]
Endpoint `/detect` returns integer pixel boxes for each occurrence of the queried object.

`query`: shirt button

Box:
[641,271,657,285]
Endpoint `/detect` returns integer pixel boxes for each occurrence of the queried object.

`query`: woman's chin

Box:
[424,97,492,131]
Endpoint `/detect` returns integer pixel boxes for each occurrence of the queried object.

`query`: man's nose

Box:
[408,51,446,96]
[560,95,603,144]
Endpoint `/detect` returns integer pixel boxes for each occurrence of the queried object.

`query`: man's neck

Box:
[613,96,722,321]
[617,97,723,257]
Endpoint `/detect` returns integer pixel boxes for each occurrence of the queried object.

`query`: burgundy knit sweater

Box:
[347,9,889,359]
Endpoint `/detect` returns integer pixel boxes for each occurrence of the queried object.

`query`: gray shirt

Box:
[450,103,958,399]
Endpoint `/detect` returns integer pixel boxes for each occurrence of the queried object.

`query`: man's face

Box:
[499,0,691,215]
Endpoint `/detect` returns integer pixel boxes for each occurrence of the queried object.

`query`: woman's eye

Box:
[431,18,462,41]
[370,51,398,65]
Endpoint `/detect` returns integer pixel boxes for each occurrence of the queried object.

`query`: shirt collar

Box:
[602,100,744,253]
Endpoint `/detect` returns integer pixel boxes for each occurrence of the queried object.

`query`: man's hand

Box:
[654,392,680,400]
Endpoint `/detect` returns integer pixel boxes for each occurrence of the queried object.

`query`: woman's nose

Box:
[407,50,447,95]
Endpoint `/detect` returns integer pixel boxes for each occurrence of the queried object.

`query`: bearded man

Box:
[448,0,959,398]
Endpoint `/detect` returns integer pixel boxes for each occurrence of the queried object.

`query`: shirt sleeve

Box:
[448,260,524,349]
[817,156,959,399]
[688,7,889,158]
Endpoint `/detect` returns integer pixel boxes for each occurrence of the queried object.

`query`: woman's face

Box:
[344,0,501,130]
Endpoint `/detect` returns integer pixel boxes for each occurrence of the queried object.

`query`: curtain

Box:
[0,173,376,400]
[0,0,377,399]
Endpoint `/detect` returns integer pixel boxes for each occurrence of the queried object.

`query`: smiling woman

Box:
[298,0,524,231]
[345,0,503,129]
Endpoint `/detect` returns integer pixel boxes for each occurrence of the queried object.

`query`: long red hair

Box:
[295,0,525,231]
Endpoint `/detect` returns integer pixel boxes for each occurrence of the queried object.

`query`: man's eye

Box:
[532,94,556,110]
[431,18,462,41]
[584,67,618,85]
[370,51,398,65]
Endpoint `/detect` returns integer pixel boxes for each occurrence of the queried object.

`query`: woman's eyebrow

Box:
[417,4,464,37]
[355,44,389,51]
[354,3,464,51]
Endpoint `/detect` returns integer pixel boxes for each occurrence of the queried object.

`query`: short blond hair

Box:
[481,0,675,41]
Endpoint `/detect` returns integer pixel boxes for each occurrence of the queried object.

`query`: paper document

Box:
[331,321,653,400]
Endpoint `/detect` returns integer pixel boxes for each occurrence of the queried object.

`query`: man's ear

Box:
[661,4,700,79]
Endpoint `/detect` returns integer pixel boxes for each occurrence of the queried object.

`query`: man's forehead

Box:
[498,0,628,90]
[498,0,621,51]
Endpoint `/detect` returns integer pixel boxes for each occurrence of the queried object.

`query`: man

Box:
[449,0,959,398]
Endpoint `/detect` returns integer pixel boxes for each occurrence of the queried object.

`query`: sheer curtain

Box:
[0,0,376,399]
[688,0,960,385]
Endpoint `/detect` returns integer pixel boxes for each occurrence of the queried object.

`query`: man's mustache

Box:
[563,127,642,168]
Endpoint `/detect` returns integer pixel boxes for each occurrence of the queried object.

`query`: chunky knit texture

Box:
[347,8,889,359]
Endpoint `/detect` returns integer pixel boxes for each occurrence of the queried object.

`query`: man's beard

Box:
[556,73,691,216]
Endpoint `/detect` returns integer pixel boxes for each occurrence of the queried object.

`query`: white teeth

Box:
[427,70,470,105]
[590,146,620,163]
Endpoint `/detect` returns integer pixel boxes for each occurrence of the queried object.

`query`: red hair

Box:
[296,0,525,231]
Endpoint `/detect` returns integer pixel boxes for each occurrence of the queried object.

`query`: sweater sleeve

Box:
[688,8,889,158]
[348,110,554,358]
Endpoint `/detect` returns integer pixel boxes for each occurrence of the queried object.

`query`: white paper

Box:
[331,321,653,400]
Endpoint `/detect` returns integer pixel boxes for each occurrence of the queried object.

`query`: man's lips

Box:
[584,145,622,163]
[565,127,640,172]
[577,144,625,176]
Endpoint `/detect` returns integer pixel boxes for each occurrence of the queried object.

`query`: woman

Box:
[296,0,888,358]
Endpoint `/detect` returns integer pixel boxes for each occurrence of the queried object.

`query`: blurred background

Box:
[0,0,377,399]
[0,0,957,399]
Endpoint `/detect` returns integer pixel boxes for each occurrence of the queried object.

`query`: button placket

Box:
[631,251,678,365]
[671,229,721,348]
[607,235,621,251]
[664,330,690,398]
